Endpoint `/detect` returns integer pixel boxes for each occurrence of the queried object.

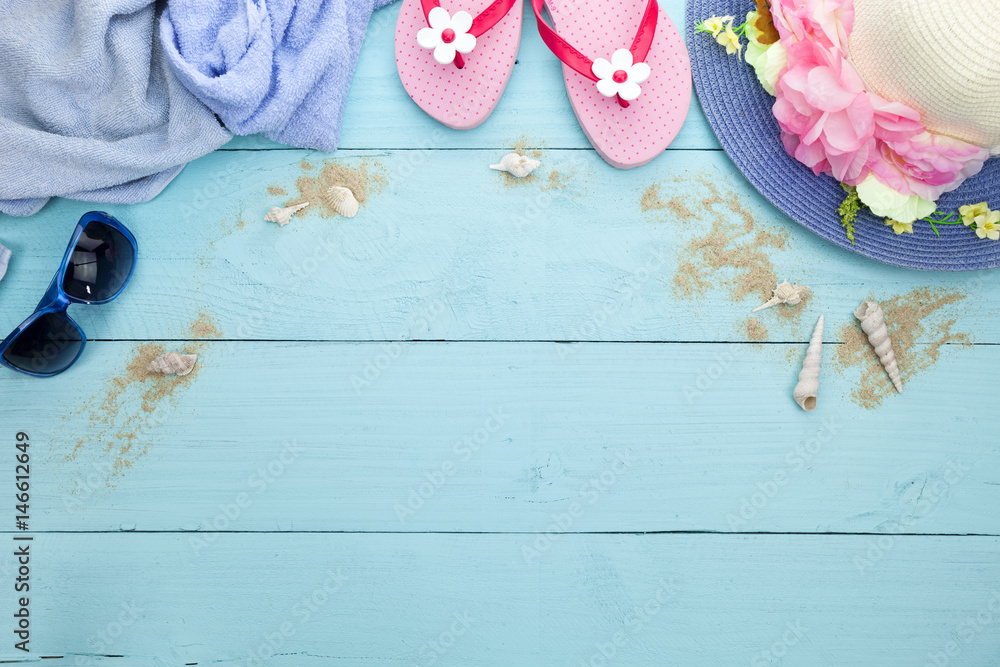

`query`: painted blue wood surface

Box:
[0,0,997,665]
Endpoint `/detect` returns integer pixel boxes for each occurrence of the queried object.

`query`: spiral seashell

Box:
[490,152,541,179]
[0,241,10,282]
[326,186,359,218]
[147,352,198,377]
[793,315,824,411]
[753,281,809,312]
[265,202,309,227]
[855,301,903,393]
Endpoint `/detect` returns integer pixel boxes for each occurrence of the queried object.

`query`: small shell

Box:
[753,281,809,312]
[147,352,198,377]
[326,186,359,218]
[0,241,10,282]
[490,152,541,179]
[793,315,824,411]
[855,301,903,393]
[265,202,309,227]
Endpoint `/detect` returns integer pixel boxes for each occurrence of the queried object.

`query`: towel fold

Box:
[0,0,233,217]
[161,0,398,152]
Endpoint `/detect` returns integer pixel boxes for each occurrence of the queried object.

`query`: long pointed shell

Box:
[490,152,541,178]
[265,202,309,227]
[0,241,10,282]
[326,186,359,218]
[855,301,903,393]
[793,315,824,411]
[147,352,198,377]
[753,281,809,312]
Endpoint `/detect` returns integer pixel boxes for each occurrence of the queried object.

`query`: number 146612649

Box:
[15,432,28,531]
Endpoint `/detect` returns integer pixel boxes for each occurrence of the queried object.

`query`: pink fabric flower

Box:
[768,0,987,202]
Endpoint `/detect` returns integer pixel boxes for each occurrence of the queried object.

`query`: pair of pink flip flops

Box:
[395,0,692,169]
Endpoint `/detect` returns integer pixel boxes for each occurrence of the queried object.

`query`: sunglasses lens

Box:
[63,221,135,302]
[2,313,83,375]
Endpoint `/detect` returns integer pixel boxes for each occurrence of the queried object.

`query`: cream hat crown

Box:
[849,0,1000,154]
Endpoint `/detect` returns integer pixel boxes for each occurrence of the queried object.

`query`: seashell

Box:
[326,186,359,218]
[490,152,541,179]
[147,352,198,377]
[0,241,10,282]
[793,315,824,412]
[265,202,309,227]
[855,301,903,393]
[753,281,809,312]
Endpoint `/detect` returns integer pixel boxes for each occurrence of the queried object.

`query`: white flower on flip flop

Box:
[417,7,476,65]
[591,49,651,101]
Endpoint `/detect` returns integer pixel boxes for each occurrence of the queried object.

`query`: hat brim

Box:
[686,0,1000,271]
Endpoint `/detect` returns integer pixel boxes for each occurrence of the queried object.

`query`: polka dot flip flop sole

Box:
[533,0,692,169]
[396,0,524,130]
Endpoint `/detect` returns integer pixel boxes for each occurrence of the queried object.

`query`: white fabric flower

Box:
[856,173,936,224]
[591,49,651,101]
[417,7,476,65]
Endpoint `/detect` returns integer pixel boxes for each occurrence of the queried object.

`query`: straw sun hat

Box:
[687,0,1000,270]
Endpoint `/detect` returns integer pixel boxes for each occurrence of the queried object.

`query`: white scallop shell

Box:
[490,152,541,179]
[265,202,309,227]
[326,186,359,218]
[753,281,809,312]
[147,352,198,377]
[855,301,903,393]
[793,315,824,411]
[0,241,10,282]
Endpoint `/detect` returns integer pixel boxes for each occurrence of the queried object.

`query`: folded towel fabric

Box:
[0,1,233,217]
[161,0,398,152]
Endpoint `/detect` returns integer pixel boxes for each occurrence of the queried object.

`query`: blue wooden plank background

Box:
[0,1,998,665]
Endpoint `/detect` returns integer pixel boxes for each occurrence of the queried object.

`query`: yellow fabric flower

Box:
[960,202,991,226]
[885,219,913,235]
[716,21,743,60]
[974,210,1000,240]
[703,15,734,37]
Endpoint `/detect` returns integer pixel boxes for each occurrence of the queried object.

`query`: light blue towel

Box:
[161,0,399,152]
[0,1,233,217]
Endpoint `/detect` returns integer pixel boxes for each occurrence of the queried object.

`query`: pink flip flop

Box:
[532,0,691,169]
[396,0,523,130]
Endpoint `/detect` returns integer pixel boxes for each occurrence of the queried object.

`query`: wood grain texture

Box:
[223,1,720,152]
[0,0,997,663]
[0,150,995,344]
[1,534,998,665]
[3,341,996,534]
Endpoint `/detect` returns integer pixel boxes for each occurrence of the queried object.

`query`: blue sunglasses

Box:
[0,211,137,377]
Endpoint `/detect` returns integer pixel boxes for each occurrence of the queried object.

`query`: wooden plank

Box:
[1,149,996,344]
[1,533,997,665]
[222,1,721,152]
[4,341,995,533]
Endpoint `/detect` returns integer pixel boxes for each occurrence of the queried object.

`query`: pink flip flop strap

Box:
[531,0,658,107]
[421,0,519,69]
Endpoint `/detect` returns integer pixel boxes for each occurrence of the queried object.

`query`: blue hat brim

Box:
[686,0,1000,271]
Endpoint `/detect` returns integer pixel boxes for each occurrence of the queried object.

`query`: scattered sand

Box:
[267,186,287,196]
[641,184,666,212]
[745,317,769,342]
[511,136,544,159]
[288,158,385,218]
[66,341,202,482]
[300,160,314,171]
[542,170,569,191]
[190,312,222,339]
[835,288,970,409]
